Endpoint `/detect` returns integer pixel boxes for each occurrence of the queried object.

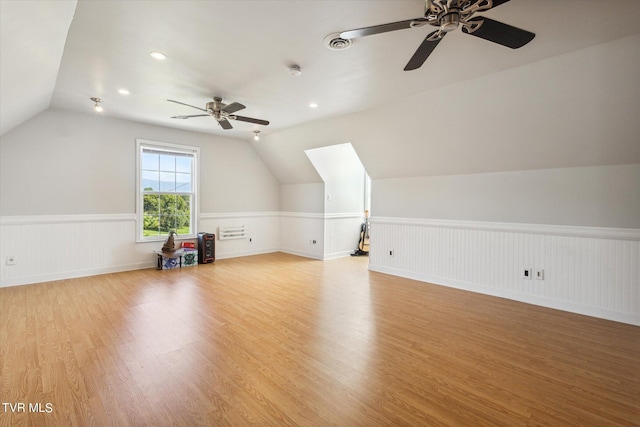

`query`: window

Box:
[136,139,199,242]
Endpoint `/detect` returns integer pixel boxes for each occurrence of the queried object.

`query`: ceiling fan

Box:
[339,0,535,71]
[167,97,269,129]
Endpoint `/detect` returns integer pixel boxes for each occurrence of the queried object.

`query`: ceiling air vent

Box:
[324,33,352,51]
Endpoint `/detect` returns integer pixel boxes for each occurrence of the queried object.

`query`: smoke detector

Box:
[324,32,353,51]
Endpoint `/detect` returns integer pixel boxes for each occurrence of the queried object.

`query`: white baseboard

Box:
[279,248,324,260]
[323,249,356,260]
[215,247,279,260]
[0,261,155,288]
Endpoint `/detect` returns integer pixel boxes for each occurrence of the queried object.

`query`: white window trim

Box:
[135,138,200,243]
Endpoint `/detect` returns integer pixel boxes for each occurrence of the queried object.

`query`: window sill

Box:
[136,234,197,244]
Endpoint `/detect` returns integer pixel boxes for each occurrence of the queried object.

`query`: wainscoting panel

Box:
[279,212,325,260]
[1,211,364,286]
[0,212,282,287]
[279,212,364,260]
[324,213,365,260]
[369,217,640,325]
[0,214,155,287]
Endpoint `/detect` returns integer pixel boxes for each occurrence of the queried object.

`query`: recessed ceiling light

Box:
[118,89,130,95]
[309,102,318,108]
[150,51,167,60]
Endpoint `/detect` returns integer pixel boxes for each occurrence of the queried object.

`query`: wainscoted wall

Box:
[0,212,282,287]
[324,213,365,260]
[5,212,637,325]
[279,212,363,260]
[199,212,280,260]
[0,214,153,287]
[369,217,640,325]
[0,211,362,286]
[279,212,325,260]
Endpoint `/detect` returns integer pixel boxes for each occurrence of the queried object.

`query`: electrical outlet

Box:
[522,268,532,279]
[310,240,317,245]
[389,250,394,256]
[535,269,544,280]
[6,256,16,265]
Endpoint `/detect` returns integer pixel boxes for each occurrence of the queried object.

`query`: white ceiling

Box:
[0,0,76,135]
[3,0,640,140]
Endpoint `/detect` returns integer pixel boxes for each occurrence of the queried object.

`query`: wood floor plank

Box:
[1,252,639,426]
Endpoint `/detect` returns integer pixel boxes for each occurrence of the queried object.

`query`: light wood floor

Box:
[1,252,638,426]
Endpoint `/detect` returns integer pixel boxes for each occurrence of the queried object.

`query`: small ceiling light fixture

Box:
[253,130,260,141]
[118,88,130,95]
[91,97,103,113]
[288,64,302,76]
[150,51,167,60]
[309,102,318,109]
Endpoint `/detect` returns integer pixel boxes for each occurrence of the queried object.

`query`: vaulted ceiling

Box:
[2,0,640,181]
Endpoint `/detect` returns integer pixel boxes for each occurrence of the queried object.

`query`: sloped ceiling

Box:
[1,0,640,183]
[0,0,76,135]
[255,33,640,183]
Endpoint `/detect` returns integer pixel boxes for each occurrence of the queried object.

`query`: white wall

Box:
[373,164,640,229]
[279,182,363,260]
[304,143,367,259]
[278,144,368,260]
[280,183,324,214]
[304,143,366,215]
[0,108,279,215]
[0,108,281,286]
[278,183,325,259]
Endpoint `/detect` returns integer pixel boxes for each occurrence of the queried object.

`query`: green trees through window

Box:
[137,140,198,240]
[142,193,191,236]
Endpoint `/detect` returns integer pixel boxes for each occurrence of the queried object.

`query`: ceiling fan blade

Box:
[222,102,246,114]
[218,119,233,130]
[490,0,513,8]
[231,115,270,126]
[167,99,209,113]
[340,18,425,39]
[404,31,445,71]
[463,17,534,49]
[171,114,211,119]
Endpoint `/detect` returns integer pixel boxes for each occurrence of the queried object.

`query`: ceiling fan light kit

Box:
[335,0,534,71]
[90,97,103,113]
